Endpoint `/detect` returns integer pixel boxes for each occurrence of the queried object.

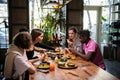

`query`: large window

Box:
[0,3,8,48]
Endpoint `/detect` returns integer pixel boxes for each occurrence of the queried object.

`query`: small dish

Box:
[58,62,66,66]
[67,63,75,67]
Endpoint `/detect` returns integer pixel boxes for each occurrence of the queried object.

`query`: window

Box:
[0,3,8,48]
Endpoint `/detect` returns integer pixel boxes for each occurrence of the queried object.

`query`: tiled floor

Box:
[104,59,120,79]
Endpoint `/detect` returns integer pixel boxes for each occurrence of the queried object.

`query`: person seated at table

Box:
[67,27,83,53]
[18,28,45,63]
[4,32,36,80]
[27,28,60,60]
[69,30,106,70]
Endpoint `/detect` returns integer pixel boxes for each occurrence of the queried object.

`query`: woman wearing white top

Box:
[67,27,83,53]
[4,32,36,80]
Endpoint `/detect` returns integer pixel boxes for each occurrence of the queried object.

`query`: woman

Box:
[67,27,83,52]
[4,32,36,80]
[26,29,58,60]
[18,28,45,63]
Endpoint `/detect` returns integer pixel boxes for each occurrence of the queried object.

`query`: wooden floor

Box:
[104,59,120,79]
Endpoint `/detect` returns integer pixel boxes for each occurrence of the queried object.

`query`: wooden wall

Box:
[66,0,83,34]
[8,0,29,44]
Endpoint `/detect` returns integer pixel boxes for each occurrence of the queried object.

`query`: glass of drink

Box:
[50,62,55,71]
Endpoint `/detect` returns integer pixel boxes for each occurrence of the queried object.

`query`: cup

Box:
[70,55,76,60]
[43,54,49,62]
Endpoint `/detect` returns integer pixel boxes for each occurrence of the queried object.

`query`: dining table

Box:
[30,50,119,80]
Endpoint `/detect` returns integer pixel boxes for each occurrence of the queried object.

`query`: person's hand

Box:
[64,48,71,54]
[67,39,73,47]
[68,48,77,54]
[39,49,46,53]
[55,47,60,52]
[37,54,45,61]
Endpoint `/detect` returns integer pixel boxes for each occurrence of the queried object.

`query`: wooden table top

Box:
[30,52,119,80]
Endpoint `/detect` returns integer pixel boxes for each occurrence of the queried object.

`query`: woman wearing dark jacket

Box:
[26,29,58,59]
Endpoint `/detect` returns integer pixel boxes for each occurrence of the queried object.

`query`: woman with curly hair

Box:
[4,32,36,80]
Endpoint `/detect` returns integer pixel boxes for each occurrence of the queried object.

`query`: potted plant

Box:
[40,9,65,45]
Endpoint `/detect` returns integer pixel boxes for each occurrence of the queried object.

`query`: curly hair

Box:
[13,32,32,49]
[78,30,91,38]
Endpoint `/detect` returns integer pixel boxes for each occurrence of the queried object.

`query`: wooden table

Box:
[30,53,119,80]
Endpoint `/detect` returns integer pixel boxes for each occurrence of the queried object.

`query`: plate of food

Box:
[58,63,78,69]
[37,62,50,70]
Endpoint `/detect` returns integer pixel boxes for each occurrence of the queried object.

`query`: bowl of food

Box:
[60,57,67,62]
[67,63,75,67]
[47,52,52,57]
[38,62,50,70]
[50,54,56,60]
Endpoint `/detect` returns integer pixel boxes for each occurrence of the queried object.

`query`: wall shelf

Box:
[109,0,120,46]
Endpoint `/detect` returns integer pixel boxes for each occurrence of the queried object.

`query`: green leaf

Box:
[101,16,107,21]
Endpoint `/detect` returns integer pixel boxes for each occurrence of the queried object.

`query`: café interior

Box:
[0,0,120,80]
